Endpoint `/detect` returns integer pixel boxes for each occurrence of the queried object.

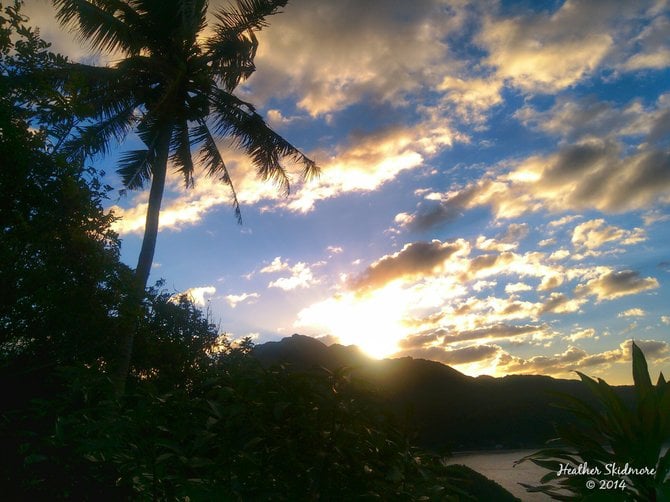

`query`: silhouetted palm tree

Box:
[54,0,317,393]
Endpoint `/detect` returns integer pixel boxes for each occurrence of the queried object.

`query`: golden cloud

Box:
[575,269,659,302]
[571,218,646,250]
[496,339,670,379]
[170,286,216,307]
[350,239,470,292]
[478,15,611,93]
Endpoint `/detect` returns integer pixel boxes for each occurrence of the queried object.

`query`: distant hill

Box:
[252,333,370,370]
[252,334,633,451]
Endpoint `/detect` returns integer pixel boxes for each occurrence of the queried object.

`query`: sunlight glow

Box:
[296,285,411,359]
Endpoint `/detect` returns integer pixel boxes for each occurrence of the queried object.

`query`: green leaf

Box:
[207,399,224,419]
[632,342,653,401]
[25,453,48,464]
[155,453,175,464]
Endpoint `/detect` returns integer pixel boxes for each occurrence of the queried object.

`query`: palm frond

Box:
[208,88,318,194]
[176,0,208,48]
[63,102,138,160]
[59,62,142,122]
[205,32,257,91]
[116,116,163,190]
[192,121,242,224]
[170,119,195,188]
[214,0,288,33]
[117,148,154,190]
[207,0,288,90]
[53,0,145,55]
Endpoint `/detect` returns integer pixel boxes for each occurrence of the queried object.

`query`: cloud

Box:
[260,257,290,274]
[108,153,257,234]
[443,323,549,343]
[497,345,593,376]
[620,14,670,71]
[280,119,464,213]
[437,75,504,122]
[565,328,596,342]
[618,308,646,317]
[249,0,466,116]
[476,3,614,93]
[402,139,670,232]
[394,329,669,380]
[571,219,646,250]
[399,344,501,366]
[497,339,670,378]
[350,239,469,292]
[516,94,670,144]
[48,0,478,236]
[476,223,529,252]
[171,286,216,307]
[575,269,659,301]
[476,1,669,95]
[548,215,582,228]
[643,209,670,226]
[549,249,571,261]
[225,292,260,308]
[111,114,465,234]
[505,282,532,294]
[22,1,111,64]
[268,262,318,291]
[539,292,585,315]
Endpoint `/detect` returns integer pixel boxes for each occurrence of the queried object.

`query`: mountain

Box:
[252,334,632,451]
[252,333,370,370]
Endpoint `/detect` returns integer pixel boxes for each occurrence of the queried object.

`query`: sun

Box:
[296,285,410,359]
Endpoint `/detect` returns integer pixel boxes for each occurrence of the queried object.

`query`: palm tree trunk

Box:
[135,127,173,290]
[112,126,173,397]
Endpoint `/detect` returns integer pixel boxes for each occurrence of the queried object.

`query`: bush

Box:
[517,342,670,501]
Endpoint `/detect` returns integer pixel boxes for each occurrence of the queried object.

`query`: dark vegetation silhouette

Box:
[1,3,515,499]
[51,0,318,395]
[516,342,670,501]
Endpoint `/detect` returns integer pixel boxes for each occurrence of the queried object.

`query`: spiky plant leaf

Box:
[632,342,654,401]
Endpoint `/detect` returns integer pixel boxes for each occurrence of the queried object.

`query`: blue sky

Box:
[27,0,670,384]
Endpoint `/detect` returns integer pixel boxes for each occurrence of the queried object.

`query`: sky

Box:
[24,0,670,384]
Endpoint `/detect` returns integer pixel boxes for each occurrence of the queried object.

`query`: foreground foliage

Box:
[8,349,477,500]
[1,0,132,411]
[517,342,670,501]
[4,287,484,499]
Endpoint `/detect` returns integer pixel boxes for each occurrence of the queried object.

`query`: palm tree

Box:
[53,0,318,394]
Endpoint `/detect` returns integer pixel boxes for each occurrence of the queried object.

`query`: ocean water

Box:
[447,447,670,500]
[446,449,552,501]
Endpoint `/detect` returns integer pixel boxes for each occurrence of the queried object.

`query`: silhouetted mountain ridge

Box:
[252,334,633,451]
